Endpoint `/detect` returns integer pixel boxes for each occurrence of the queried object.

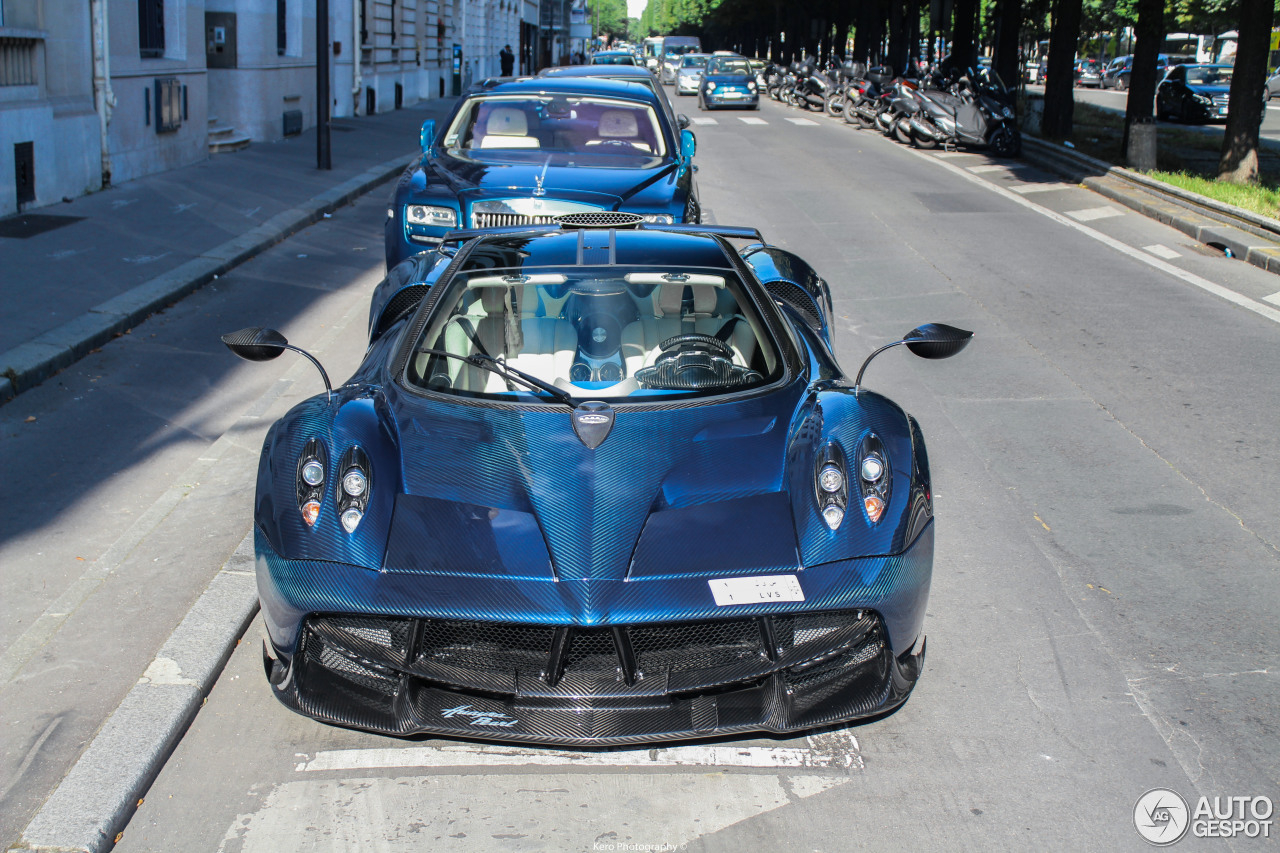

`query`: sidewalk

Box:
[0,98,456,404]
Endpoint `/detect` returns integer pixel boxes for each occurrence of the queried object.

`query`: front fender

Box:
[787,387,925,567]
[255,388,402,571]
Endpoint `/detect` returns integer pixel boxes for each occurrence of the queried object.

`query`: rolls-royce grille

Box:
[305,610,884,696]
[472,212,559,229]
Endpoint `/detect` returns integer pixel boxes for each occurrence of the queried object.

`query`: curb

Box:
[0,152,414,406]
[1019,136,1280,276]
[11,534,259,853]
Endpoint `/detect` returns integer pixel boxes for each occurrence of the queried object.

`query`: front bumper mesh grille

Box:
[285,610,905,743]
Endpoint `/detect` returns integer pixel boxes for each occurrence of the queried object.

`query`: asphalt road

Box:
[6,96,1280,851]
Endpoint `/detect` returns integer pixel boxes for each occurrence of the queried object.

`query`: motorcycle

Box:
[792,57,839,112]
[907,68,1021,157]
[842,64,894,129]
[825,61,858,117]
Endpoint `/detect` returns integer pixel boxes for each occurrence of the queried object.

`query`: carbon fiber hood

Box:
[386,384,805,598]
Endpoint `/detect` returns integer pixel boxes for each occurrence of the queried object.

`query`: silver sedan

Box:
[675,54,709,96]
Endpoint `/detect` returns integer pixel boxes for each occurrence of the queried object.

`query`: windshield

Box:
[406,263,781,403]
[681,55,708,68]
[1186,66,1232,86]
[664,45,700,58]
[708,58,752,75]
[592,53,635,65]
[443,95,668,158]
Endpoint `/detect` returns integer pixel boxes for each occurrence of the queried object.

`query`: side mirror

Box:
[903,323,974,360]
[853,323,972,393]
[419,119,436,156]
[221,327,288,362]
[677,114,690,129]
[221,327,333,402]
[681,128,697,160]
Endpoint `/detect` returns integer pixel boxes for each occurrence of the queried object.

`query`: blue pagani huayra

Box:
[222,213,971,744]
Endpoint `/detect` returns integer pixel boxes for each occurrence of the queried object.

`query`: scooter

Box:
[907,68,1020,156]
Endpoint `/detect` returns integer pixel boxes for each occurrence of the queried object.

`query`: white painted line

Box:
[785,117,820,126]
[966,164,1008,174]
[691,117,718,125]
[299,730,861,772]
[1010,182,1074,195]
[1144,244,1182,260]
[1066,206,1125,222]
[1264,291,1280,307]
[738,116,768,125]
[932,151,972,158]
[899,143,1280,326]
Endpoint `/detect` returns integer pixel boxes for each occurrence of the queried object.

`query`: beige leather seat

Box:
[507,284,576,383]
[437,287,520,392]
[477,107,540,149]
[586,109,653,153]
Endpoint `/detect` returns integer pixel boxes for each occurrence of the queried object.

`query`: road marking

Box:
[738,116,768,125]
[1144,244,1182,260]
[900,142,1280,326]
[1066,206,1124,222]
[1010,182,1074,194]
[932,151,972,158]
[690,117,717,125]
[298,730,861,772]
[966,164,1009,174]
[1264,291,1280,306]
[785,117,820,126]
[218,773,851,853]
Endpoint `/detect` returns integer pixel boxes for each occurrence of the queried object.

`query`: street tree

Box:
[1042,0,1084,137]
[1218,0,1274,182]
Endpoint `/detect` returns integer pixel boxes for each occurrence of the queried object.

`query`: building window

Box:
[139,0,164,58]
[277,0,287,55]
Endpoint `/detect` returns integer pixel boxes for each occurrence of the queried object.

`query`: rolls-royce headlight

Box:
[406,205,457,227]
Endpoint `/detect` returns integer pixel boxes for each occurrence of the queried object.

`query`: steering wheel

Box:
[658,333,732,358]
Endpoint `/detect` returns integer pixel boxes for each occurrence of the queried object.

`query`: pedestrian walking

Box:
[500,44,515,76]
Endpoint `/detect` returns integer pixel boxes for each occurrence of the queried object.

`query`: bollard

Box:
[1127,117,1157,171]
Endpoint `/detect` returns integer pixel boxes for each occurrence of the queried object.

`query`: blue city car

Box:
[1156,63,1234,123]
[223,216,971,744]
[699,54,760,110]
[385,78,700,268]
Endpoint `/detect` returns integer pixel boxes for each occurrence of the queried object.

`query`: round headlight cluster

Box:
[342,469,368,497]
[860,455,884,483]
[819,465,844,493]
[301,459,325,487]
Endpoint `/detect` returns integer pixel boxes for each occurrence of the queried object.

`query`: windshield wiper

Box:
[418,349,576,407]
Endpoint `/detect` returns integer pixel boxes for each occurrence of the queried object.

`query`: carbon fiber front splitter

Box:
[264,617,922,745]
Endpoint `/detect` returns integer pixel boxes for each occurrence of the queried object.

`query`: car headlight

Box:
[707,81,716,90]
[406,205,457,227]
[336,447,371,533]
[748,81,757,90]
[1193,93,1212,105]
[639,213,674,224]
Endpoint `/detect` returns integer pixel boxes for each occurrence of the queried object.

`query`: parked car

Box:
[222,217,971,743]
[1074,58,1103,88]
[698,54,760,110]
[384,77,700,267]
[1102,53,1185,91]
[675,53,709,95]
[590,50,638,66]
[1157,63,1234,122]
[1265,69,1280,102]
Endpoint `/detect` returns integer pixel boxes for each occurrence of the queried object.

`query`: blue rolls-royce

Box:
[385,77,700,268]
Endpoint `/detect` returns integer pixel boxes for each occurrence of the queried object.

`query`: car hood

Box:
[704,73,753,84]
[1185,84,1231,96]
[382,383,806,617]
[427,150,679,206]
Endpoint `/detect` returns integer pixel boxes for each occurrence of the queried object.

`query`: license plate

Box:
[1217,107,1228,115]
[721,91,743,98]
[709,574,804,606]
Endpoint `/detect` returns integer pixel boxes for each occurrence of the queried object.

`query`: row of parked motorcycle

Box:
[760,58,1022,158]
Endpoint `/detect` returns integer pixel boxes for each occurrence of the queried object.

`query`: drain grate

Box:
[0,214,85,239]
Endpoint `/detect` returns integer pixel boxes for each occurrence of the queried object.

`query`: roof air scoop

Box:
[556,212,644,229]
